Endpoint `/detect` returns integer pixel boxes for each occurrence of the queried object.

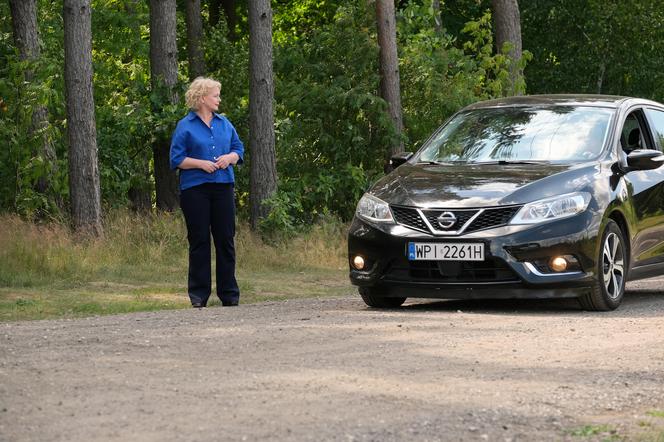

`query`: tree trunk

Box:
[221,0,238,41]
[209,0,221,26]
[126,2,151,210]
[63,0,103,236]
[149,0,179,211]
[248,0,277,230]
[128,159,152,212]
[596,61,606,94]
[432,0,442,34]
[491,0,523,96]
[209,0,237,40]
[9,0,57,196]
[375,0,404,155]
[185,0,207,79]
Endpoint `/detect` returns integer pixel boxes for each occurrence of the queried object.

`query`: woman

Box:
[170,77,244,308]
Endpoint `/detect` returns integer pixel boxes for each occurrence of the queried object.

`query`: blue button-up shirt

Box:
[170,111,245,190]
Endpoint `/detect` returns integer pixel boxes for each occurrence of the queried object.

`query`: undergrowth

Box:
[0,210,349,321]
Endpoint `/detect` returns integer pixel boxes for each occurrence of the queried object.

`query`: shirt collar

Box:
[186,111,224,122]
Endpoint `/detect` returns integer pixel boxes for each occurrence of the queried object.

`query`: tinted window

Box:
[646,108,664,150]
[416,106,613,163]
[620,111,652,152]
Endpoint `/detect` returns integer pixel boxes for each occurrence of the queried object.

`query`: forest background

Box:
[4,0,664,230]
[2,0,664,318]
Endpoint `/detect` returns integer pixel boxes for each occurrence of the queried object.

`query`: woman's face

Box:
[200,87,220,112]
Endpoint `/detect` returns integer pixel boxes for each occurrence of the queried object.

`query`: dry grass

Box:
[0,210,350,321]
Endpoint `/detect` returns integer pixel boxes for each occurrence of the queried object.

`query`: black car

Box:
[348,95,664,311]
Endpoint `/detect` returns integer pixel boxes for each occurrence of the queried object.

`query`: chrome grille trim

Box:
[418,208,483,235]
[390,205,522,236]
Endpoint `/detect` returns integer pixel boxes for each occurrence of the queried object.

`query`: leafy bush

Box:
[265,4,397,231]
[0,36,65,218]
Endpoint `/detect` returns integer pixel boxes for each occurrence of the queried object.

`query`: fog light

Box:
[550,256,568,272]
[352,255,365,270]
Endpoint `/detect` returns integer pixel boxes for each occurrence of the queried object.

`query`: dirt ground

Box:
[1,278,664,442]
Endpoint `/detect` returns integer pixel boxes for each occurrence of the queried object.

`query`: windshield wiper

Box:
[417,160,454,165]
[470,160,551,165]
[417,160,468,165]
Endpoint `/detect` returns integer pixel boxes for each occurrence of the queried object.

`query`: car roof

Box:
[462,94,663,111]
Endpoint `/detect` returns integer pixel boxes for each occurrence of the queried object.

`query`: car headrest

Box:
[628,127,641,147]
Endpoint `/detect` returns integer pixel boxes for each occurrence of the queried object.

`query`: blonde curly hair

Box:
[185,77,221,110]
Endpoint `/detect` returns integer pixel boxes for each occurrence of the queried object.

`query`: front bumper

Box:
[348,211,601,300]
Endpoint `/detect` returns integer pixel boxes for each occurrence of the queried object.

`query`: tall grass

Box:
[0,210,346,286]
[0,210,349,320]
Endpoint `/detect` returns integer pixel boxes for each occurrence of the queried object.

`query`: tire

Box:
[579,220,627,311]
[359,287,406,308]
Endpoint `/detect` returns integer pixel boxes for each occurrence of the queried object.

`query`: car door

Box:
[623,107,664,270]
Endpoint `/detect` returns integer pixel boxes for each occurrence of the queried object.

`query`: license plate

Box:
[407,242,485,261]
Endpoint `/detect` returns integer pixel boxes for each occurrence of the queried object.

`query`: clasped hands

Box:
[199,153,239,173]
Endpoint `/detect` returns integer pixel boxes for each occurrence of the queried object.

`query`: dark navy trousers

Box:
[180,182,239,306]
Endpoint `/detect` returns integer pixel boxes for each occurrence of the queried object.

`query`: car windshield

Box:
[415,106,614,164]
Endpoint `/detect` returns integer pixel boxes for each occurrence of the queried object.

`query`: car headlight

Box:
[511,192,591,224]
[356,194,393,222]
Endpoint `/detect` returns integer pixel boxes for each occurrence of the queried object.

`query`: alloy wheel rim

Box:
[602,232,625,299]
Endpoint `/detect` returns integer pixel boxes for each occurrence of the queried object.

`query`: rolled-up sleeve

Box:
[170,122,188,170]
[229,125,245,165]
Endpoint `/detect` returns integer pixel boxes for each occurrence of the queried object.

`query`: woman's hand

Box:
[198,159,219,173]
[177,157,218,173]
[214,153,239,169]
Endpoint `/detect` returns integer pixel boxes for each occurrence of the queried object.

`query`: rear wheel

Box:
[579,220,626,311]
[359,287,406,308]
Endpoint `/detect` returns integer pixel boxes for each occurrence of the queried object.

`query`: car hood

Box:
[369,162,599,208]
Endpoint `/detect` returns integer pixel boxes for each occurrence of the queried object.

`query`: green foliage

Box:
[92,0,156,206]
[461,10,527,98]
[268,3,397,228]
[272,0,339,45]
[398,1,484,149]
[569,424,620,440]
[522,0,664,100]
[1,0,533,232]
[0,3,66,218]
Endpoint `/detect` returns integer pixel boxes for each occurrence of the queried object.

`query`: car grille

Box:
[391,205,521,234]
[422,209,477,229]
[385,258,520,283]
[391,206,429,231]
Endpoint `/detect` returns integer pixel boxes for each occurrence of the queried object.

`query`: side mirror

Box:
[384,152,413,173]
[626,149,664,171]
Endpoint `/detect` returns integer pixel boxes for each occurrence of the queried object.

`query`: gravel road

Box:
[1,279,664,442]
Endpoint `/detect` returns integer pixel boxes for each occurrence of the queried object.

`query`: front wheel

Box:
[359,287,406,308]
[579,220,627,311]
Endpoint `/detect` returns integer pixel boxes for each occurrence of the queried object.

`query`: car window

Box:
[620,110,654,152]
[415,106,613,164]
[645,108,664,151]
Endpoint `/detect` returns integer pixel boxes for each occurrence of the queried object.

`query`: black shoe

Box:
[192,302,205,308]
[222,300,239,307]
